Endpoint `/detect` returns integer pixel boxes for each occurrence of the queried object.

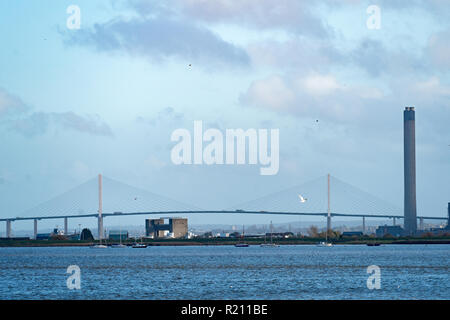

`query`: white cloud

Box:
[240,75,295,110]
[241,73,385,122]
[414,77,450,96]
[300,74,342,96]
[176,0,328,37]
[427,30,450,70]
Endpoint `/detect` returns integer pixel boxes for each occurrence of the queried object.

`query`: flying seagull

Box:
[298,194,307,203]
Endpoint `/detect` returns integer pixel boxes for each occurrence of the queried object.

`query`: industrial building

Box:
[342,231,364,237]
[376,225,404,237]
[108,230,128,241]
[145,218,188,239]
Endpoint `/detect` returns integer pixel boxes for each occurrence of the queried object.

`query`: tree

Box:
[307,225,319,237]
[202,232,213,238]
[80,228,94,241]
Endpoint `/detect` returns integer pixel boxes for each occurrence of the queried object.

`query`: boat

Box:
[132,236,147,248]
[367,243,381,247]
[260,221,279,247]
[132,243,147,248]
[111,227,127,248]
[111,244,127,248]
[90,234,108,249]
[90,244,108,249]
[317,241,333,247]
[317,228,333,247]
[235,225,249,247]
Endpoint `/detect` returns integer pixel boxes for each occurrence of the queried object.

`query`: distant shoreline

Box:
[1,237,449,247]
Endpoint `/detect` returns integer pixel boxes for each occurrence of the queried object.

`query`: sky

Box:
[0,0,449,234]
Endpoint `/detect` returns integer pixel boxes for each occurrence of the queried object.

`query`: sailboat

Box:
[235,225,249,247]
[132,236,147,248]
[111,228,127,248]
[260,221,279,247]
[90,234,108,249]
[317,228,333,247]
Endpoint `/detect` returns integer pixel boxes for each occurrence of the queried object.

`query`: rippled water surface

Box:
[0,244,448,299]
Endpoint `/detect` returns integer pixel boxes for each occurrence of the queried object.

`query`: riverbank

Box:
[1,236,450,247]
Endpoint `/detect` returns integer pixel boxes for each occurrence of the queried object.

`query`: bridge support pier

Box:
[362,217,366,234]
[64,217,68,235]
[419,217,424,231]
[6,220,11,238]
[326,214,331,232]
[393,217,396,226]
[98,216,103,240]
[34,219,38,240]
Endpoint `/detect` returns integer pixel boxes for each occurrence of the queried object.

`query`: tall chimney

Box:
[404,107,417,235]
[447,202,450,229]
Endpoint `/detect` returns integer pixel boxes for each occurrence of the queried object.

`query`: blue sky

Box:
[1,0,449,234]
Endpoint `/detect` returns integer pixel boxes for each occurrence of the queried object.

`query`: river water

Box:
[0,244,448,299]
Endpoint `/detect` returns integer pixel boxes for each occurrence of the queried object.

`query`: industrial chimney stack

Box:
[403,107,417,235]
[447,202,450,229]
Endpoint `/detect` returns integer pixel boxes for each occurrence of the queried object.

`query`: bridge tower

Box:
[98,174,104,240]
[327,173,331,232]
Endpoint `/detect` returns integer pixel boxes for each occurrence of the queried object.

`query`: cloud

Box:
[175,0,329,37]
[10,112,113,137]
[0,87,28,116]
[240,73,385,122]
[136,107,185,126]
[301,73,342,96]
[240,75,295,111]
[65,15,250,68]
[427,29,450,70]
[246,38,344,72]
[0,88,113,137]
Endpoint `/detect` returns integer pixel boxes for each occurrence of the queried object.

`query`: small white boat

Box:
[260,221,279,247]
[132,236,147,248]
[317,241,333,247]
[111,244,127,248]
[260,243,279,247]
[90,244,108,249]
[132,243,147,248]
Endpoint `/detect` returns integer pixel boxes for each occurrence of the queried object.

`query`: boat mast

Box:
[270,221,273,244]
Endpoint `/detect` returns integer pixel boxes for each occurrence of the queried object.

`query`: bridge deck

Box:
[0,210,446,221]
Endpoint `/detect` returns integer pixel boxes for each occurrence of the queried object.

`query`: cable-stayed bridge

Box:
[1,174,447,239]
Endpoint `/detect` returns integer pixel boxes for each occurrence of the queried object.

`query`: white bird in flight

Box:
[298,194,307,203]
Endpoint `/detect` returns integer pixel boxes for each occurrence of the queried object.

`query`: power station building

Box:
[145,218,188,239]
[404,107,417,235]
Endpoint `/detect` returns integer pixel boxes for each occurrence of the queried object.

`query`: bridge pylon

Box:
[98,174,104,240]
[327,174,332,232]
